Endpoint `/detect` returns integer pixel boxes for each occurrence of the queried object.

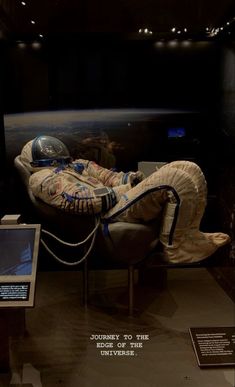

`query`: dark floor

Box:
[0,267,234,387]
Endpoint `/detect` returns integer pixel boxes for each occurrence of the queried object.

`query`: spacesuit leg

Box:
[161,160,207,229]
[160,161,230,263]
[104,164,197,229]
[104,162,230,263]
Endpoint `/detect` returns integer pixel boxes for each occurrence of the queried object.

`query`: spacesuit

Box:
[21,136,144,215]
[20,135,230,263]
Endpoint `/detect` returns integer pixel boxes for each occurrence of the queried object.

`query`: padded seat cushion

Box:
[96,221,160,265]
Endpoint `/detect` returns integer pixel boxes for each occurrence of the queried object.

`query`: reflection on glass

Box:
[0,230,34,275]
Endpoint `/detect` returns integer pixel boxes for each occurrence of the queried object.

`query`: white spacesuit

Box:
[20,135,230,263]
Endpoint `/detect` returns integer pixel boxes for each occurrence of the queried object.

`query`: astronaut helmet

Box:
[21,135,71,171]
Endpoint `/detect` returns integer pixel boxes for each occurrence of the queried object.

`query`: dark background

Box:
[1,1,235,237]
[2,38,233,181]
[3,39,222,113]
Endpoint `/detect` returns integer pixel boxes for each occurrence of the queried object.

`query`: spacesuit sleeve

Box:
[77,159,145,187]
[29,169,117,215]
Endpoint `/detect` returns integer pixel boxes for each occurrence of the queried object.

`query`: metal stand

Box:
[0,311,10,372]
[83,259,89,308]
[0,308,26,373]
[128,265,134,316]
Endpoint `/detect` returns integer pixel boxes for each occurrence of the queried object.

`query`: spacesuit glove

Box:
[129,171,145,187]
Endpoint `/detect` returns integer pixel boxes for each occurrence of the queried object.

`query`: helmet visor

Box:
[31,136,71,167]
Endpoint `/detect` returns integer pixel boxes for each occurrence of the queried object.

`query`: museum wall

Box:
[221,43,235,143]
[0,43,6,163]
[4,42,49,113]
[3,38,222,113]
[0,42,6,218]
[216,43,235,235]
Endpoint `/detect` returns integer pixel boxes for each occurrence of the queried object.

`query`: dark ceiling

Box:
[1,0,235,40]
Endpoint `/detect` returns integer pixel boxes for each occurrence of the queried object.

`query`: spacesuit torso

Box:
[29,159,135,215]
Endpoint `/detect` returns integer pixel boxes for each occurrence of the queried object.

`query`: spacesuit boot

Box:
[159,161,230,263]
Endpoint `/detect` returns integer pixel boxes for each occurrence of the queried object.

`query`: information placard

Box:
[189,327,235,367]
[0,282,30,301]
